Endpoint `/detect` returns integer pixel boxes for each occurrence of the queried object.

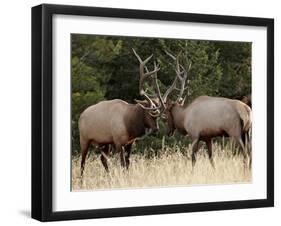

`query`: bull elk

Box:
[158,51,252,169]
[79,49,162,176]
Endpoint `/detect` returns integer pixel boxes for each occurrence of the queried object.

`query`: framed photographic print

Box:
[32,4,274,221]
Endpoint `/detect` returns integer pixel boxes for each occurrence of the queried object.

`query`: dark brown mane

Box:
[124,104,146,139]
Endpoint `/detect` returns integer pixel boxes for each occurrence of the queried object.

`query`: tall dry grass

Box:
[72,141,251,191]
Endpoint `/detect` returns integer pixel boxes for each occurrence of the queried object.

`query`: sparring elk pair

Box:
[79,49,252,176]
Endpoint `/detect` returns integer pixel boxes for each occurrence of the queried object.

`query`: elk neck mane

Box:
[124,104,146,139]
[171,103,186,134]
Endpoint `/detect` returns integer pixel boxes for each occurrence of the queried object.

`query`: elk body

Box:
[165,96,252,168]
[159,52,252,169]
[79,49,161,176]
[79,99,159,175]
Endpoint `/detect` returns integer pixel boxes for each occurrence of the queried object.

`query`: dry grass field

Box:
[72,141,251,191]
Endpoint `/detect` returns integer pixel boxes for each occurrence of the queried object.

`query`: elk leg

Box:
[124,143,132,170]
[191,138,200,168]
[116,144,126,169]
[206,139,215,169]
[246,131,252,169]
[80,139,90,177]
[100,145,110,173]
[236,137,250,170]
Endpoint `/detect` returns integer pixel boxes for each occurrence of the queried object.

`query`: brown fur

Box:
[79,99,159,176]
[165,96,252,169]
[124,105,146,140]
[241,94,252,108]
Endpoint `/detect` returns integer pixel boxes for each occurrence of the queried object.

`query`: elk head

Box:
[132,48,163,133]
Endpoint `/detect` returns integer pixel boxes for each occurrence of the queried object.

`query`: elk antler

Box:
[132,49,160,95]
[162,51,180,102]
[132,48,161,113]
[178,60,191,104]
[164,51,191,104]
[148,61,168,115]
[176,63,188,103]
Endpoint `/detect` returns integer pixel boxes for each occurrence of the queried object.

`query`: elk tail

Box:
[237,102,252,132]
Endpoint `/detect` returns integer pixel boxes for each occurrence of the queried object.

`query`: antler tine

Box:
[162,50,183,102]
[177,64,187,81]
[163,50,190,104]
[143,61,162,108]
[175,86,188,92]
[176,61,189,103]
[152,61,166,111]
[133,48,162,111]
[135,99,161,110]
[132,48,151,64]
[165,50,177,60]
[132,48,153,69]
[163,75,178,103]
[177,69,187,102]
[132,48,154,84]
[140,61,160,96]
[132,48,160,96]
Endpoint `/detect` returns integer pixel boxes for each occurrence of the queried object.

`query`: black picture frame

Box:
[32,3,274,222]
